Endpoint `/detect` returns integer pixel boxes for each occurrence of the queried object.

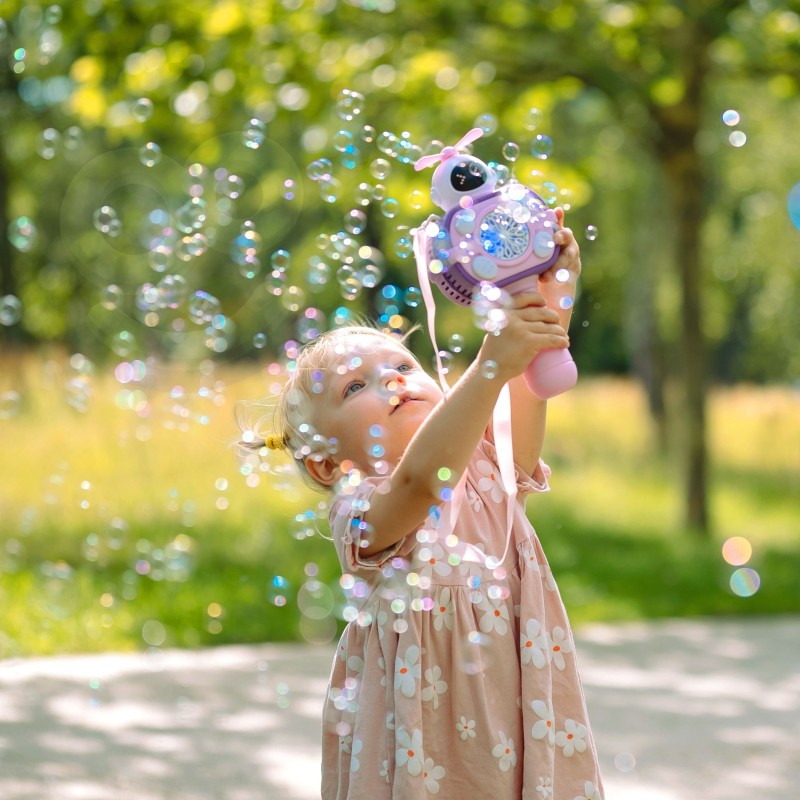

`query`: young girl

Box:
[248,221,604,799]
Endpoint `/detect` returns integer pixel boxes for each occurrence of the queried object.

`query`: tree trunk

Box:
[626,169,668,452]
[656,36,711,535]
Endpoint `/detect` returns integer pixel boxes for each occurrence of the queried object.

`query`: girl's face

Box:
[306,335,443,483]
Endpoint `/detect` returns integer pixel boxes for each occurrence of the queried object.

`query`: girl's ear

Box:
[304,455,340,487]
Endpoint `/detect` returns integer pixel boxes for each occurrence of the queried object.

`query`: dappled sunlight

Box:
[0,618,796,799]
[579,616,799,800]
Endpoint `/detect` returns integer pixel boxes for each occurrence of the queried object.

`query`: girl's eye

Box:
[344,380,364,397]
[397,362,414,373]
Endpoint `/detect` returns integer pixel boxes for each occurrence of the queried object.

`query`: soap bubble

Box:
[448,333,465,353]
[111,331,137,358]
[297,307,326,342]
[404,287,422,308]
[722,109,740,127]
[395,237,413,259]
[531,134,554,159]
[8,216,37,252]
[188,290,221,324]
[502,142,520,162]
[336,89,365,121]
[481,360,498,379]
[730,567,760,597]
[131,97,154,122]
[242,118,267,149]
[252,332,268,349]
[0,295,22,325]
[787,182,800,230]
[271,249,290,270]
[344,209,367,235]
[722,536,752,566]
[100,285,123,310]
[409,189,426,210]
[376,131,399,156]
[0,391,21,419]
[370,158,392,180]
[585,225,599,241]
[281,285,306,312]
[524,107,543,131]
[139,141,161,167]
[332,129,354,152]
[176,198,206,233]
[36,127,61,160]
[92,206,121,237]
[307,158,333,182]
[157,274,188,308]
[728,131,747,147]
[142,619,166,646]
[62,126,84,151]
[474,113,498,135]
[380,198,399,218]
[307,256,331,288]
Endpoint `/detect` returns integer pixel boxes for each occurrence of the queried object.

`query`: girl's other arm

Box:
[508,215,581,474]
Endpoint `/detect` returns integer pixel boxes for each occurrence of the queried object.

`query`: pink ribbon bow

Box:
[413,127,485,172]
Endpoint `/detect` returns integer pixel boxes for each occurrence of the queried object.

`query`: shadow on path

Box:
[0,617,797,799]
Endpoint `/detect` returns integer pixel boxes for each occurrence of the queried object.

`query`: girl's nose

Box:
[381,368,406,390]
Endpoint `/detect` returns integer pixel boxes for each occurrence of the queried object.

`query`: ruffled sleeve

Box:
[328,476,408,573]
[480,427,551,497]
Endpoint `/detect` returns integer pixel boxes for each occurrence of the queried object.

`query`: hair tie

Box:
[265,433,285,450]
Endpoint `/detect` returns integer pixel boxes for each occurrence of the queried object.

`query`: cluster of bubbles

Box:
[722,108,747,148]
[721,536,760,598]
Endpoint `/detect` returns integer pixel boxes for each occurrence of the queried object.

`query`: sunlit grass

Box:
[1,351,798,656]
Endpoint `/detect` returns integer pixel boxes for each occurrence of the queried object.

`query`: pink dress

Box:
[321,431,604,799]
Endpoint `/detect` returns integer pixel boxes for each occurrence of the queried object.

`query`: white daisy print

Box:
[479,594,510,636]
[433,587,454,632]
[574,780,602,800]
[476,459,505,503]
[456,716,476,740]
[531,699,555,745]
[536,776,554,797]
[379,758,390,783]
[395,645,421,698]
[396,727,424,776]
[350,738,362,773]
[520,619,547,668]
[346,654,364,675]
[385,712,394,730]
[339,735,352,754]
[422,757,445,794]
[421,665,448,709]
[555,719,587,757]
[541,564,558,592]
[492,731,517,772]
[468,487,484,513]
[546,626,573,671]
[417,542,452,578]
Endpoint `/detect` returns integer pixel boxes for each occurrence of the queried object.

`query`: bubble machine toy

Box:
[413,128,577,399]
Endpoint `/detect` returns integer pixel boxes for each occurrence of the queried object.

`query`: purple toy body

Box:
[425,184,561,307]
[413,129,578,399]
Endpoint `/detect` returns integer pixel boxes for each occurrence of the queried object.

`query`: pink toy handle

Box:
[524,347,577,399]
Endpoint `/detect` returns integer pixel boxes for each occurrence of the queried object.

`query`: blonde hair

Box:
[236,323,419,490]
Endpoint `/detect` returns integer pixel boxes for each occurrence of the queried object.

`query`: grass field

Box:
[1,349,798,657]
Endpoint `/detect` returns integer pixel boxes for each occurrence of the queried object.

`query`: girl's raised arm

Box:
[360,298,569,558]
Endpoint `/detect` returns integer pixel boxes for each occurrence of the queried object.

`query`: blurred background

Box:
[0,0,798,659]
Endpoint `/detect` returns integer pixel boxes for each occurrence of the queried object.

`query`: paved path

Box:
[0,616,797,799]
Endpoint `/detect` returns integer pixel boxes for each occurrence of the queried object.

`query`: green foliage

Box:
[0,0,798,380]
[0,358,797,657]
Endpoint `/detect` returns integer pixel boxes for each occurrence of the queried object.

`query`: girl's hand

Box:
[479,292,569,383]
[538,208,581,300]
